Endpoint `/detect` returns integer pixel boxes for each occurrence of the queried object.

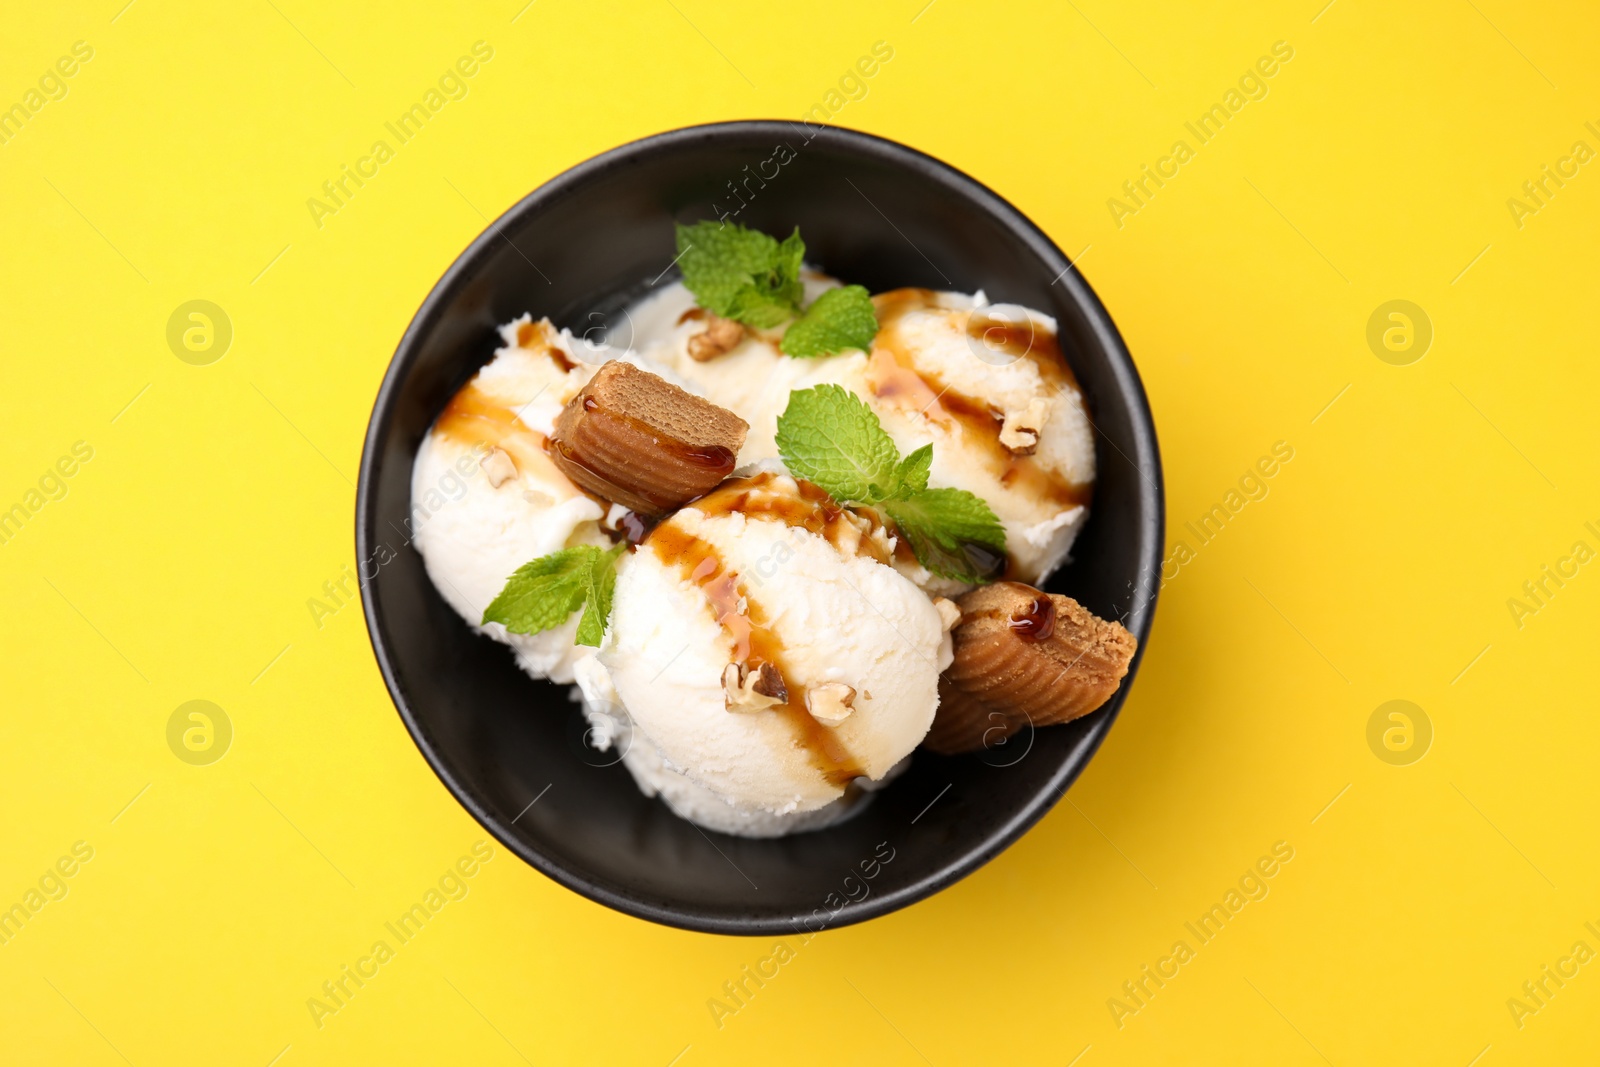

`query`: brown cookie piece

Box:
[548,361,748,514]
[925,581,1137,754]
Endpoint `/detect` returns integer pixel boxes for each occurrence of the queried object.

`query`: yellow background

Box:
[2,0,1596,1063]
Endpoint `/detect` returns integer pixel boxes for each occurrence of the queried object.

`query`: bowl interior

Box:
[358,122,1162,934]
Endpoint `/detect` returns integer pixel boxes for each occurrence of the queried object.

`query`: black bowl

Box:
[357,121,1163,935]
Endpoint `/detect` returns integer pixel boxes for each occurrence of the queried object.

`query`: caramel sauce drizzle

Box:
[516,319,577,372]
[433,384,573,492]
[433,322,592,493]
[866,289,1092,513]
[617,510,659,546]
[645,483,867,788]
[690,473,892,566]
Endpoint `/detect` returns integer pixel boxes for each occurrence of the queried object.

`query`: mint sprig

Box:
[883,490,1007,584]
[676,221,804,329]
[483,544,625,647]
[780,285,878,358]
[772,384,902,502]
[674,221,878,356]
[774,386,1006,582]
[895,444,932,494]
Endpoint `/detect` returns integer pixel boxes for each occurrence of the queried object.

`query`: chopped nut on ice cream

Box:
[805,683,856,724]
[998,397,1050,455]
[480,447,518,487]
[723,662,787,712]
[687,315,745,361]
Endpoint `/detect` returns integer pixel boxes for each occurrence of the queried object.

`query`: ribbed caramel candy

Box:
[548,361,748,515]
[925,581,1137,754]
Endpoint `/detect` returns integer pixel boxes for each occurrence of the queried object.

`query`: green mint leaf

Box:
[883,488,1008,583]
[777,227,804,268]
[575,545,624,647]
[675,221,775,315]
[775,385,901,505]
[893,444,933,496]
[779,285,879,358]
[482,546,598,634]
[727,284,799,330]
[773,385,1008,581]
[675,221,804,328]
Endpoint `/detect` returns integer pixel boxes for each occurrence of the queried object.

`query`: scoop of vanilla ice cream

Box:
[594,473,950,833]
[804,290,1095,588]
[413,310,747,683]
[411,316,609,683]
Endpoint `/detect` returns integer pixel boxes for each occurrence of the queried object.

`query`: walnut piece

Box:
[933,596,962,632]
[998,397,1050,455]
[749,662,788,701]
[723,662,786,712]
[687,315,745,361]
[480,447,518,488]
[805,683,856,725]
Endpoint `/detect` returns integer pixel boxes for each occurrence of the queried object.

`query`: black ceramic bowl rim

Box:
[357,120,1164,934]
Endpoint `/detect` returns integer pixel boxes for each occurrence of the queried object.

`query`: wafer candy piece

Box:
[925,581,1137,754]
[549,361,748,514]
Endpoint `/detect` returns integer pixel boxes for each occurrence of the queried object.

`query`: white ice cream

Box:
[593,471,951,835]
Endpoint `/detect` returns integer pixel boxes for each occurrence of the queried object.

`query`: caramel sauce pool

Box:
[867,289,1092,512]
[645,482,867,788]
[1010,594,1057,641]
